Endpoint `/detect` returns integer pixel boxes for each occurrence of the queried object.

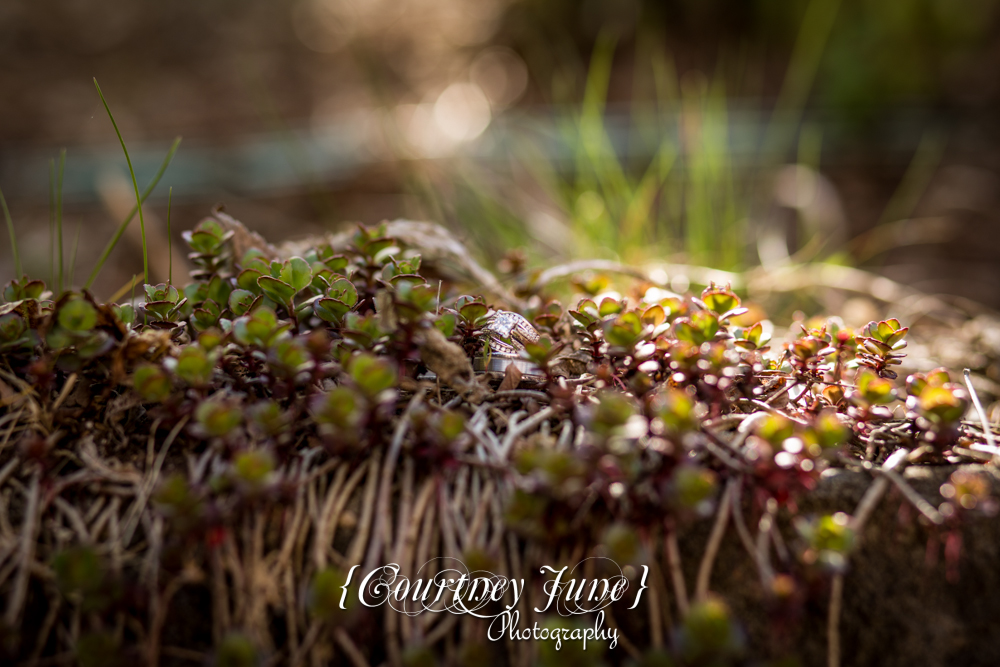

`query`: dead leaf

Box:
[104,391,142,425]
[415,327,489,404]
[375,290,399,333]
[550,350,590,378]
[0,377,16,407]
[498,362,523,392]
[280,219,525,309]
[210,206,280,263]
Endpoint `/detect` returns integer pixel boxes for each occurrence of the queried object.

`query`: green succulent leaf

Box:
[854,370,897,405]
[310,267,334,292]
[112,303,135,327]
[249,401,289,436]
[459,302,488,323]
[58,298,98,333]
[237,269,263,295]
[349,353,397,397]
[327,277,358,308]
[641,304,666,326]
[435,310,457,337]
[592,391,635,432]
[233,450,274,486]
[603,313,643,348]
[175,345,215,386]
[195,397,242,438]
[206,275,232,306]
[569,309,598,328]
[215,633,257,667]
[323,254,349,272]
[232,307,286,347]
[701,285,740,314]
[53,546,104,598]
[436,409,465,441]
[673,466,717,510]
[680,597,743,662]
[133,364,171,402]
[311,386,361,429]
[654,388,696,432]
[186,229,222,255]
[22,280,46,299]
[191,308,219,332]
[308,567,355,620]
[598,297,622,317]
[257,276,296,305]
[281,257,313,293]
[811,411,850,449]
[228,289,257,317]
[755,414,795,446]
[691,309,720,340]
[0,312,27,342]
[363,237,398,260]
[802,513,855,555]
[919,385,968,424]
[268,338,311,377]
[75,330,114,359]
[314,298,351,323]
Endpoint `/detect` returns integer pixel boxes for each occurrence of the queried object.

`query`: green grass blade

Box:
[68,221,81,289]
[0,186,21,279]
[57,148,65,293]
[49,159,55,287]
[878,130,945,227]
[761,0,841,160]
[166,186,173,286]
[85,135,181,289]
[93,78,149,286]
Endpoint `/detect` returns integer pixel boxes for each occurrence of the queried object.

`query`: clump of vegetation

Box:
[0,211,997,666]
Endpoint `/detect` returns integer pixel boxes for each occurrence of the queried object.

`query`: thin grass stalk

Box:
[85,135,181,289]
[56,149,65,293]
[68,222,81,289]
[107,273,143,305]
[48,160,55,286]
[0,186,21,279]
[878,129,946,227]
[761,0,841,160]
[93,78,150,285]
[166,186,173,286]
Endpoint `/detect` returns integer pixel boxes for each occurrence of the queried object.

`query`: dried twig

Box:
[4,471,40,631]
[664,527,689,617]
[695,480,735,601]
[828,447,909,667]
[121,416,189,547]
[366,389,426,573]
[964,369,1000,464]
[501,406,556,458]
[827,572,845,667]
[880,468,944,525]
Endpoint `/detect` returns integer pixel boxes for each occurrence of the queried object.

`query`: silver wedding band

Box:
[473,355,542,375]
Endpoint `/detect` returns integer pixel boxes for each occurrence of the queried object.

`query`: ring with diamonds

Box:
[473,310,543,376]
[480,310,541,348]
[480,336,521,357]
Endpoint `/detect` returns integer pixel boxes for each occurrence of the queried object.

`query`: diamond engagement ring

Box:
[473,310,542,376]
[480,310,540,347]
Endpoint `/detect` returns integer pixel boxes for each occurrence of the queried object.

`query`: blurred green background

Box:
[1,0,999,305]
